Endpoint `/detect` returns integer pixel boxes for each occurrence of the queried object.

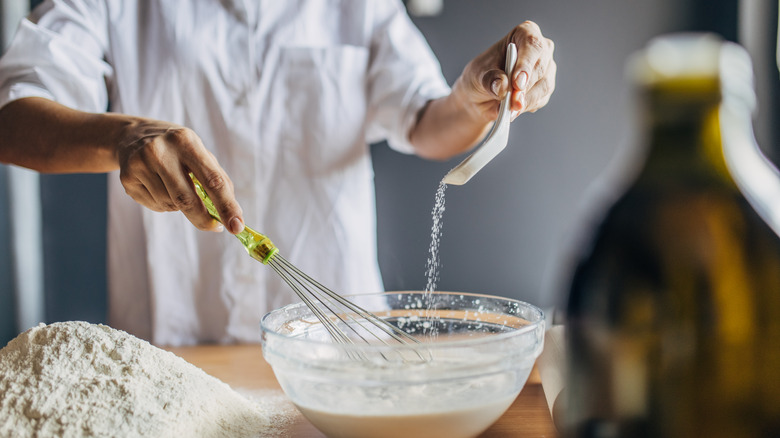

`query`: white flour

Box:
[0,321,293,438]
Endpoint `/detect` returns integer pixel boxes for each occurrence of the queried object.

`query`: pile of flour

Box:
[0,321,291,437]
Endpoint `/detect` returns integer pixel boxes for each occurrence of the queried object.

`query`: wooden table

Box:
[167,344,558,437]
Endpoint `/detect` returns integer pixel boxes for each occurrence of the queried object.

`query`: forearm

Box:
[408,90,492,161]
[0,97,130,173]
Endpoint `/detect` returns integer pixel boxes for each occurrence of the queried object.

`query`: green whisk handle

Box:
[189,173,278,264]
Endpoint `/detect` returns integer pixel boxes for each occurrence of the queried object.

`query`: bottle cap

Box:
[627,33,756,111]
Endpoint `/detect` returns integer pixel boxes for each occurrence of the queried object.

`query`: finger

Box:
[510,21,551,91]
[482,68,510,99]
[159,167,224,232]
[522,59,557,113]
[511,89,526,114]
[119,151,177,212]
[511,46,556,114]
[142,173,178,211]
[191,168,243,234]
[527,41,553,89]
[163,128,244,234]
[476,68,510,120]
[120,173,165,212]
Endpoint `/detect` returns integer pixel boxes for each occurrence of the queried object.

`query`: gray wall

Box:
[0,0,26,347]
[0,166,16,345]
[1,0,754,345]
[39,174,107,324]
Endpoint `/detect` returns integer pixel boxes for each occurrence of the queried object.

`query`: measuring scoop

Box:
[442,42,518,185]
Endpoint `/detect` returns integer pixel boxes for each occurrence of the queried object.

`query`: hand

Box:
[116,119,245,234]
[453,21,556,123]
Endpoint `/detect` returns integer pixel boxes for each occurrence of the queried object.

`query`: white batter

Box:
[296,392,518,438]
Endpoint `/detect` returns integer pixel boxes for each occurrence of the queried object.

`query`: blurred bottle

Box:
[563,33,780,438]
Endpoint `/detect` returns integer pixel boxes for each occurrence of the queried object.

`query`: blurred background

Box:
[1,0,777,346]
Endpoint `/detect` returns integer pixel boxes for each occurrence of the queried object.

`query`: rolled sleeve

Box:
[365,0,450,155]
[0,0,112,113]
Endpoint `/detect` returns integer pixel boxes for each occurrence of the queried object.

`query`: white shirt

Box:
[0,0,450,345]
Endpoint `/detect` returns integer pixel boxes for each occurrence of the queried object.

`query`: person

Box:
[0,0,556,346]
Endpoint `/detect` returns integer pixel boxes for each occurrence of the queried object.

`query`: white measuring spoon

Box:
[442,42,518,185]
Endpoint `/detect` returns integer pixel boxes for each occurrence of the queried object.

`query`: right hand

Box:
[116,119,245,234]
[452,21,556,124]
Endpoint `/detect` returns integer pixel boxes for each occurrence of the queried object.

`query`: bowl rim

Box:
[260,290,545,350]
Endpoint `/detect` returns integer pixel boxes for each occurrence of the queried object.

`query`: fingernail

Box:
[214,223,225,233]
[517,72,529,90]
[230,217,244,234]
[491,79,501,97]
[511,110,520,120]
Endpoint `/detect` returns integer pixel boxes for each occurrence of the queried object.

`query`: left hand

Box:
[452,21,556,124]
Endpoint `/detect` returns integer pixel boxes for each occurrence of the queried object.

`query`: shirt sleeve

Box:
[364,0,451,155]
[0,0,112,113]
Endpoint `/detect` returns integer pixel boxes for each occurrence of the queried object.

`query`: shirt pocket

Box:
[264,45,370,176]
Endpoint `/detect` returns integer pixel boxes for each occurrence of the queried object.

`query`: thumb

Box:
[483,69,510,99]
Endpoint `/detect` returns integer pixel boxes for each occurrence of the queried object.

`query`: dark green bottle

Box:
[564,34,780,438]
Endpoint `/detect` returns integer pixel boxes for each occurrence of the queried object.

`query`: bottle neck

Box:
[637,95,734,189]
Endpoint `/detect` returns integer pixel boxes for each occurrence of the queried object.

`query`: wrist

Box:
[91,113,143,168]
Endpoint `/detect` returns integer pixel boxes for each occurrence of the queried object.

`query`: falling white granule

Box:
[424,181,447,294]
[422,181,448,339]
[0,321,290,438]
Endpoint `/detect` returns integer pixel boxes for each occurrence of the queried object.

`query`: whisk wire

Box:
[273,256,422,347]
[271,256,432,363]
[269,257,384,361]
[269,260,351,343]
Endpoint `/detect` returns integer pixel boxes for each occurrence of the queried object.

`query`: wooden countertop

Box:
[166,344,558,437]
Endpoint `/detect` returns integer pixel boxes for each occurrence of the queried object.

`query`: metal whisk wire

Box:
[270,255,421,341]
[190,174,429,362]
[269,255,430,363]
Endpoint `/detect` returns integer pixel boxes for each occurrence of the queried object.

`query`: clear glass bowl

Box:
[260,291,545,438]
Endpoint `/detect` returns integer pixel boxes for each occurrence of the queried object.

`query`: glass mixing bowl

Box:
[260,291,545,438]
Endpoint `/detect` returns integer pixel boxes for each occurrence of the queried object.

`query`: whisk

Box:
[189,174,427,360]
